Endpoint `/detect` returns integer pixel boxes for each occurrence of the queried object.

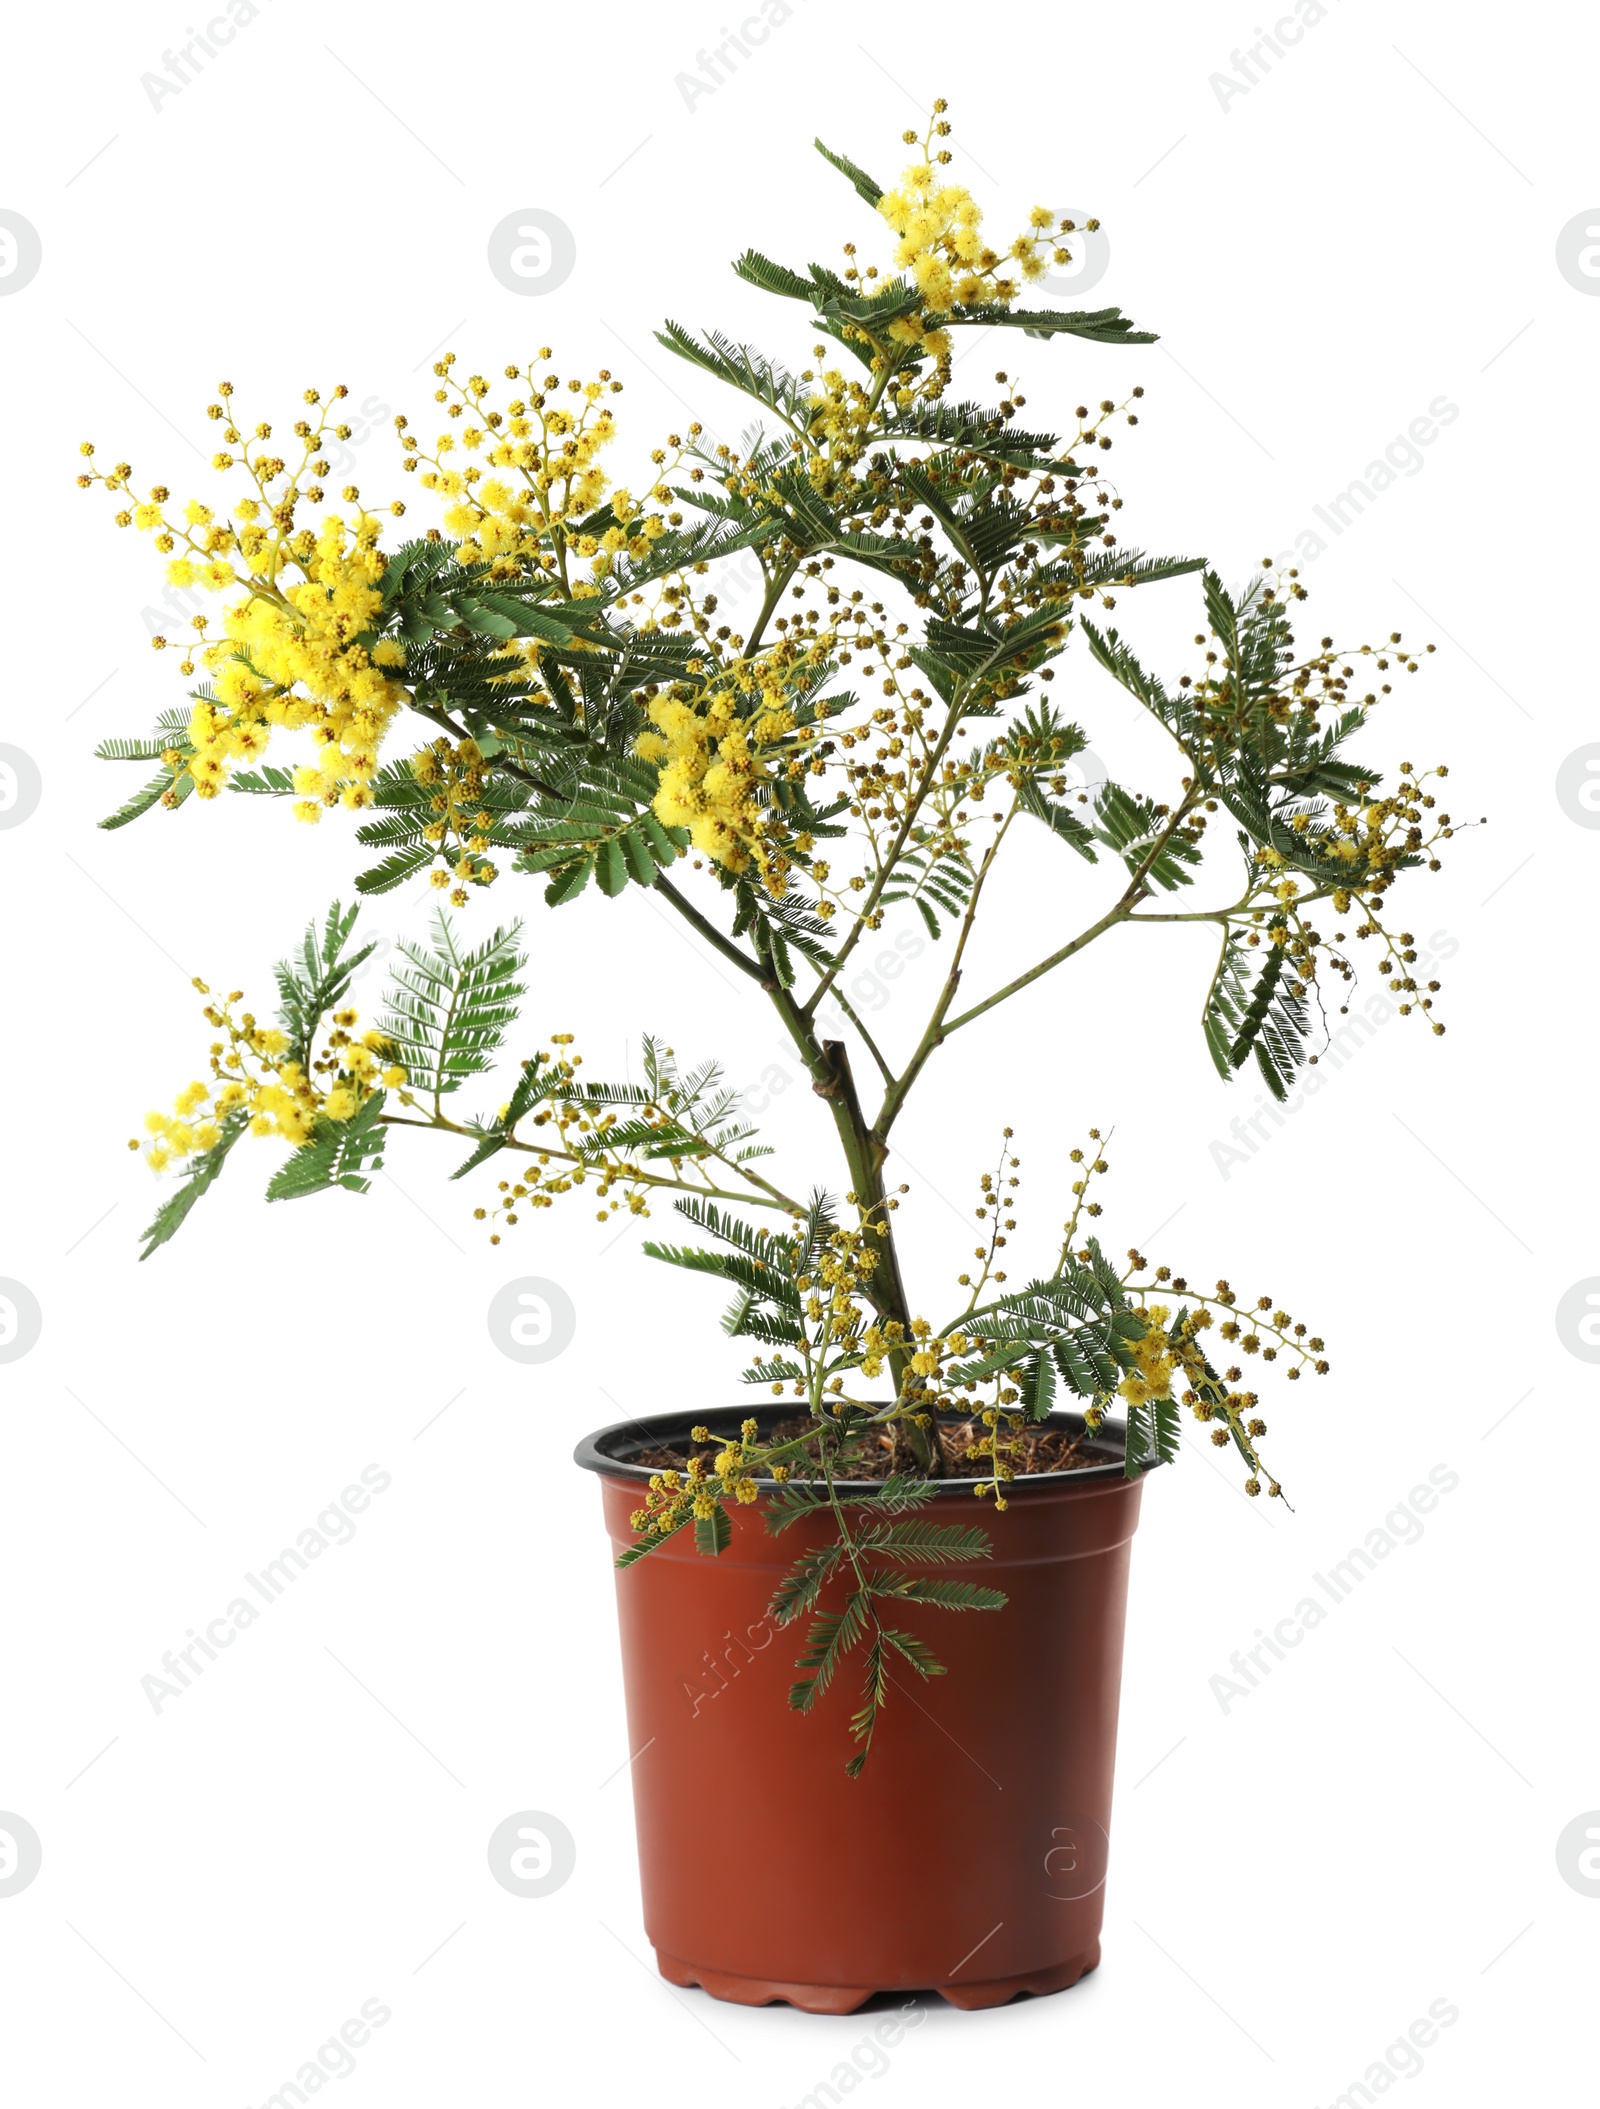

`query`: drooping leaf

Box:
[264,1093,389,1201]
[1203,933,1310,1101]
[137,1113,249,1261]
[694,1504,732,1558]
[813,137,885,207]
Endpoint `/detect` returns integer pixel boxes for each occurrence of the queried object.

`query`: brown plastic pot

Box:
[576,1408,1157,2013]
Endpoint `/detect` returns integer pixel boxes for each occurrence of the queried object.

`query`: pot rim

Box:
[573,1403,1161,1499]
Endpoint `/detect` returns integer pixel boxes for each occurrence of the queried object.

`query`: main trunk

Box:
[766,987,942,1475]
[812,1037,942,1478]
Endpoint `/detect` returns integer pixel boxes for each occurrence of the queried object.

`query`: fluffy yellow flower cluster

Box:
[874,101,1086,371]
[800,1216,890,1349]
[211,515,409,821]
[637,673,798,887]
[402,352,673,587]
[1117,1304,1187,1413]
[408,737,502,904]
[78,383,411,810]
[135,980,402,1170]
[630,1416,769,1538]
[804,363,875,453]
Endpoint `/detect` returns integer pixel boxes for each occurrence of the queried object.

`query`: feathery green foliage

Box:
[98,110,1468,1772]
[265,1094,388,1200]
[377,915,525,1101]
[137,1113,249,1262]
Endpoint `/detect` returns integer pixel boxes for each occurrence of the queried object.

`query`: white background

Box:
[1,0,1595,2101]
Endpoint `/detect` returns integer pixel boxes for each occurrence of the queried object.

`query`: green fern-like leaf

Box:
[1124,1393,1181,1478]
[880,834,976,941]
[615,1513,692,1567]
[770,1542,848,1624]
[93,707,192,764]
[655,322,813,424]
[763,1478,827,1533]
[881,1627,946,1678]
[694,1504,732,1558]
[789,1590,870,1713]
[856,1520,993,1561]
[274,902,378,1070]
[731,247,826,305]
[137,1113,249,1261]
[377,912,526,1100]
[813,137,885,207]
[868,1572,1007,1611]
[227,765,297,797]
[98,767,191,831]
[979,300,1159,346]
[264,1093,388,1201]
[844,1636,890,1778]
[1093,781,1201,891]
[1203,934,1310,1100]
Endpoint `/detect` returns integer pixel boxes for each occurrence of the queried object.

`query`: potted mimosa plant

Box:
[80,106,1466,2010]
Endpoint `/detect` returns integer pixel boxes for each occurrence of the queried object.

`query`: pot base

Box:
[655,1940,1101,2015]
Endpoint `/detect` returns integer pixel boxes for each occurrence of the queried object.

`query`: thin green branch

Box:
[377,1107,802,1214]
[803,701,968,1021]
[827,982,896,1089]
[654,874,770,985]
[938,785,1206,1042]
[874,800,1017,1138]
